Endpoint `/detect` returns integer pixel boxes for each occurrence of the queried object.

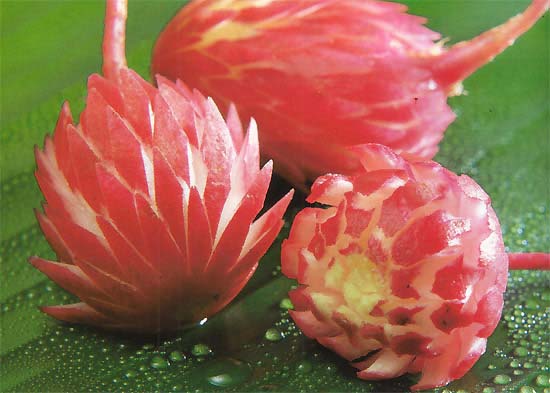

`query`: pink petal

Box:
[29,257,108,302]
[41,302,114,326]
[201,98,238,230]
[351,144,408,173]
[206,162,272,273]
[152,93,191,184]
[226,103,244,150]
[52,102,77,189]
[308,173,353,205]
[104,107,148,195]
[134,193,186,294]
[187,186,213,275]
[87,74,124,115]
[289,309,339,338]
[118,68,154,144]
[392,210,468,266]
[157,76,199,146]
[64,124,103,212]
[45,210,121,278]
[153,148,187,257]
[95,165,145,254]
[356,349,413,380]
[35,210,72,263]
[95,217,159,295]
[80,88,113,159]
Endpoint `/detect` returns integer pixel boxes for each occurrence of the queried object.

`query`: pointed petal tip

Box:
[39,302,114,326]
[28,255,43,268]
[247,117,258,133]
[263,159,274,171]
[432,0,549,90]
[281,188,295,208]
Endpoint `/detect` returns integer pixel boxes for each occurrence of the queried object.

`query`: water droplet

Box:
[150,356,169,370]
[487,364,497,370]
[296,360,312,374]
[125,370,137,379]
[494,374,511,385]
[510,360,520,368]
[265,328,283,342]
[514,347,529,357]
[482,388,495,393]
[525,299,539,310]
[201,358,252,388]
[192,343,212,357]
[169,351,185,362]
[279,298,294,310]
[536,375,550,387]
[519,386,536,393]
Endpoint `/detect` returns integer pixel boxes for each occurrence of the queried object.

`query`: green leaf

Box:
[1,1,548,392]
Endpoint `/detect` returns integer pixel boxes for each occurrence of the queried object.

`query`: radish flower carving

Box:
[281,144,549,390]
[30,0,293,333]
[152,0,549,188]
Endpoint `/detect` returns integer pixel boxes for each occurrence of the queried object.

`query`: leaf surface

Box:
[1,1,548,392]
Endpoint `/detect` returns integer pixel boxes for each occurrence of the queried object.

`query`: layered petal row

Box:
[32,68,292,332]
[281,144,507,390]
[152,0,548,188]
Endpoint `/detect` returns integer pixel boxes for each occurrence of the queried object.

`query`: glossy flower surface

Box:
[152,0,548,188]
[281,144,507,390]
[31,68,293,332]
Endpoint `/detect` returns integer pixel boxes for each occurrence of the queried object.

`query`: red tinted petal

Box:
[226,103,244,151]
[41,302,113,327]
[356,349,412,380]
[390,332,433,356]
[392,210,468,266]
[432,256,478,300]
[207,163,272,273]
[118,68,154,143]
[387,306,424,325]
[153,149,187,256]
[187,186,213,274]
[474,288,504,338]
[29,257,108,302]
[378,182,433,237]
[152,93,191,184]
[431,302,474,334]
[390,267,420,299]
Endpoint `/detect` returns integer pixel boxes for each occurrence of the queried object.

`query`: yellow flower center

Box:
[312,254,386,326]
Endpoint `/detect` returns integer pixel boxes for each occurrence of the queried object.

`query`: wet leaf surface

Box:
[1,1,548,392]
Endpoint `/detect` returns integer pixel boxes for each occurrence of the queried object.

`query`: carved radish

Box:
[30,0,293,333]
[152,0,549,188]
[281,144,549,390]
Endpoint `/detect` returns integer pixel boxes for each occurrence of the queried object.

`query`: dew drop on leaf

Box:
[265,328,284,342]
[514,347,529,357]
[191,344,212,357]
[169,351,185,362]
[536,375,550,387]
[150,356,169,370]
[296,360,312,374]
[519,386,537,393]
[493,374,512,385]
[201,358,252,388]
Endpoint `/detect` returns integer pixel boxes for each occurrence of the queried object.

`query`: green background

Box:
[1,1,548,392]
